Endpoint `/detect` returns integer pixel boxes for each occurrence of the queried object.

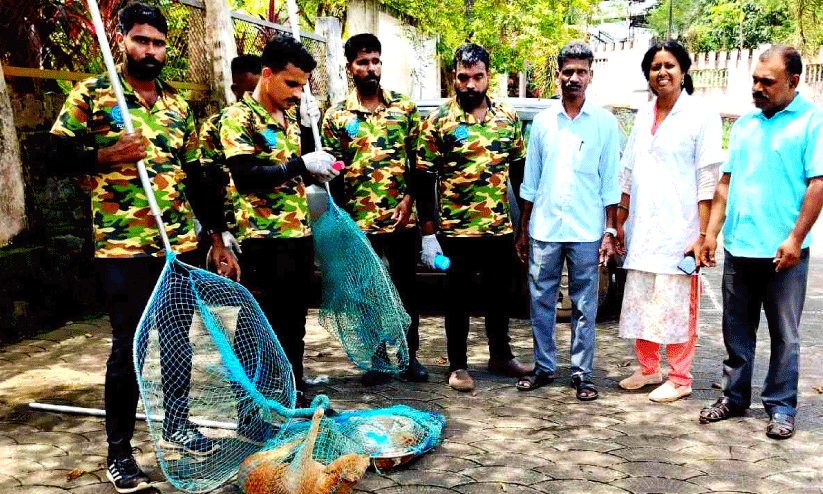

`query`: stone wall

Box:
[0,78,100,342]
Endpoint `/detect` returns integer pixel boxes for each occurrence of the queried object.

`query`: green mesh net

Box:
[311,199,411,374]
[134,253,444,493]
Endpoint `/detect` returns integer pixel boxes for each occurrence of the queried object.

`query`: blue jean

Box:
[528,239,600,379]
[721,249,809,416]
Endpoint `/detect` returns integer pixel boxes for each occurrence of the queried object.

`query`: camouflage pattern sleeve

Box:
[199,113,222,167]
[321,106,345,161]
[402,102,422,195]
[220,103,256,159]
[508,113,526,197]
[50,79,96,138]
[416,109,442,174]
[180,97,200,165]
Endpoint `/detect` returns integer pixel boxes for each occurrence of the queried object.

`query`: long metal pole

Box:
[29,402,238,430]
[86,0,172,252]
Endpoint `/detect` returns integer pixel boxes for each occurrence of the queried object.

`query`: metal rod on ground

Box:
[86,0,172,252]
[28,402,238,430]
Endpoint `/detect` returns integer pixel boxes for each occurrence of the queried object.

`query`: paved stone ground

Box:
[2,255,823,494]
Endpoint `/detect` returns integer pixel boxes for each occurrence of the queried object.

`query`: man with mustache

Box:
[321,34,429,386]
[416,43,530,392]
[49,3,237,491]
[220,36,339,410]
[514,41,620,400]
[699,45,823,439]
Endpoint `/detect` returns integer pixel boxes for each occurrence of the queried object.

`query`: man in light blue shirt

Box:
[515,41,621,400]
[699,45,823,439]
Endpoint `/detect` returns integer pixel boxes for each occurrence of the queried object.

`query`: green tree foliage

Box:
[250,0,591,96]
[646,0,792,52]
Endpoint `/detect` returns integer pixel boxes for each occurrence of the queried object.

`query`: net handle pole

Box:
[285,0,331,195]
[86,0,172,252]
[28,402,238,430]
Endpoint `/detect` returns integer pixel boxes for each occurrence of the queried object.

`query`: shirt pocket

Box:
[573,136,599,175]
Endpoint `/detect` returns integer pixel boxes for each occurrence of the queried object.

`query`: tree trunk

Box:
[0,60,26,246]
[205,0,239,106]
[315,17,347,106]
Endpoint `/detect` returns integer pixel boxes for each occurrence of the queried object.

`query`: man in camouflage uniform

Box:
[321,33,429,386]
[416,43,530,392]
[199,54,262,258]
[220,36,338,410]
[49,4,237,492]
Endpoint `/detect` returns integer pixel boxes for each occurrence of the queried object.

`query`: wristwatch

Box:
[604,227,617,237]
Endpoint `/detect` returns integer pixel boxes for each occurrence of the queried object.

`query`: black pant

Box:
[240,237,313,392]
[439,234,515,372]
[721,249,808,415]
[367,229,420,356]
[97,250,200,460]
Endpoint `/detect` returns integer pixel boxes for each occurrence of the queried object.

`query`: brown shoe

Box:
[448,369,475,392]
[488,358,532,377]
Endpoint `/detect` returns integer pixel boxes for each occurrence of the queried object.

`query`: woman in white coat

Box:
[616,40,723,402]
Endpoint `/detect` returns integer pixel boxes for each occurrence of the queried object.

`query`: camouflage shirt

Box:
[220,93,309,240]
[417,97,525,237]
[50,67,200,258]
[321,88,419,234]
[199,110,237,232]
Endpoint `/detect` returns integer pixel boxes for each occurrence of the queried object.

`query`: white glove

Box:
[299,92,321,127]
[303,150,339,183]
[420,234,443,269]
[221,231,242,258]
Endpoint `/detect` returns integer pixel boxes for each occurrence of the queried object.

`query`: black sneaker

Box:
[361,369,393,386]
[160,422,219,456]
[106,455,152,493]
[400,357,430,382]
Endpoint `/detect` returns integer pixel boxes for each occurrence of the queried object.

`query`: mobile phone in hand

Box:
[677,254,696,275]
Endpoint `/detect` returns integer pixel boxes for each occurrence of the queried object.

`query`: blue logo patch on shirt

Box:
[263,128,278,148]
[110,106,124,127]
[454,124,469,143]
[345,119,360,138]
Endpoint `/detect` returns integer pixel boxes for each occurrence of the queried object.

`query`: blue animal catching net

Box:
[134,253,443,493]
[311,199,411,374]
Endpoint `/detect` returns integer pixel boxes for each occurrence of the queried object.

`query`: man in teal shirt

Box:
[699,45,823,439]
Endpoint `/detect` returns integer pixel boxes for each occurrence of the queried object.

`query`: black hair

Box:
[344,34,382,63]
[641,40,694,95]
[759,44,803,77]
[453,43,490,72]
[640,39,694,94]
[261,35,317,73]
[557,41,593,70]
[231,54,262,76]
[117,2,167,36]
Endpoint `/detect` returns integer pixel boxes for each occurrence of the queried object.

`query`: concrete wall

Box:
[344,0,439,102]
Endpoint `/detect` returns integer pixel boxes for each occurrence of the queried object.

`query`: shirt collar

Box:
[344,87,394,113]
[115,64,174,110]
[447,95,498,124]
[243,93,297,128]
[554,98,592,120]
[757,92,804,119]
[670,91,690,115]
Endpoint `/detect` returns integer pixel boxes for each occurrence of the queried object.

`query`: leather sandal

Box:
[766,413,795,439]
[516,370,557,391]
[698,397,746,424]
[571,376,598,401]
